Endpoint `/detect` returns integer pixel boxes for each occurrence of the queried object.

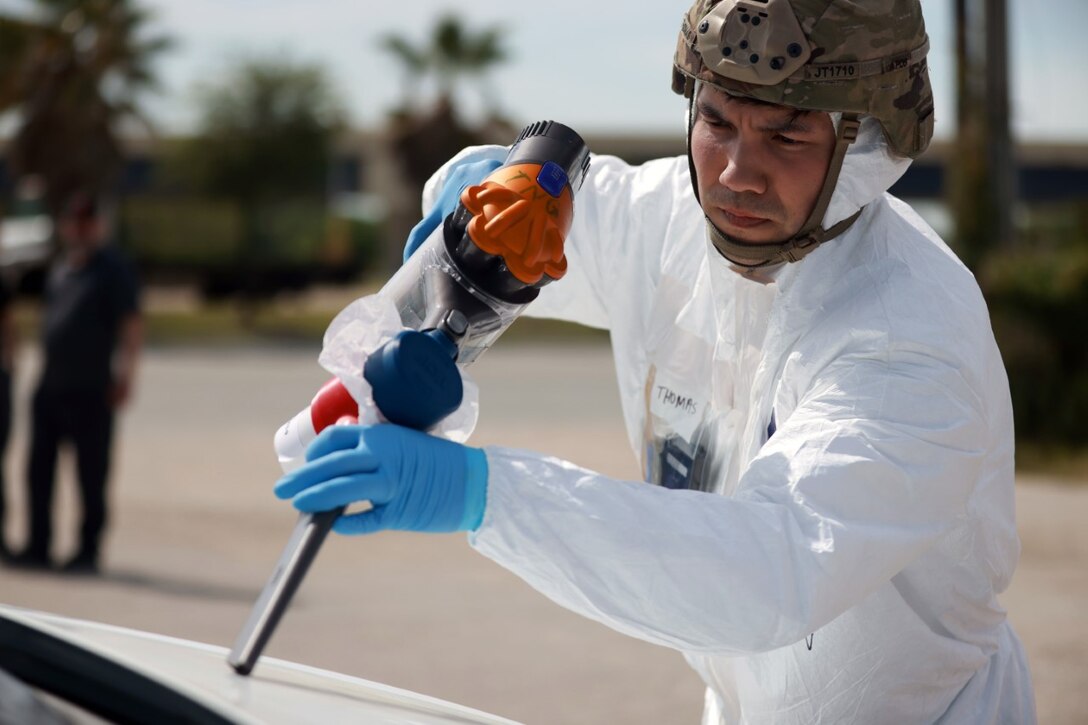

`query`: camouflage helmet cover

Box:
[673,0,934,158]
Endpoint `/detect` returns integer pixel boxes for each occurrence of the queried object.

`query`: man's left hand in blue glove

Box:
[274,424,488,535]
[403,157,502,263]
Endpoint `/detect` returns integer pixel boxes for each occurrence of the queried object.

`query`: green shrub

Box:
[118,196,381,285]
[982,247,1088,444]
[120,198,243,268]
[253,201,327,267]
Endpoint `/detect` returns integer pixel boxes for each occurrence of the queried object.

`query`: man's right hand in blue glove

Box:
[273,423,489,535]
[403,157,503,262]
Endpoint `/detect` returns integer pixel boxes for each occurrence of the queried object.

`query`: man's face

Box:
[690,86,836,244]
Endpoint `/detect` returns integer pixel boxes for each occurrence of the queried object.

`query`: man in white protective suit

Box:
[273,0,1037,721]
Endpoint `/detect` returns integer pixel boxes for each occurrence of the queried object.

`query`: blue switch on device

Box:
[536,161,569,198]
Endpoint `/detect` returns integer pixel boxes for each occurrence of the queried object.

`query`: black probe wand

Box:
[228,508,341,674]
[228,323,465,675]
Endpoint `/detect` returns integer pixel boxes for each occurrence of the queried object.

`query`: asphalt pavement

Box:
[0,342,1084,724]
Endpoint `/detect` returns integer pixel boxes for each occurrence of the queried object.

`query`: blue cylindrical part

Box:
[363,330,463,431]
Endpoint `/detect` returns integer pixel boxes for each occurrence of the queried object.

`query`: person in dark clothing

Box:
[9,192,142,573]
[0,277,14,560]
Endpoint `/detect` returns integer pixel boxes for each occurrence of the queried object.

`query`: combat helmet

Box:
[673,0,934,269]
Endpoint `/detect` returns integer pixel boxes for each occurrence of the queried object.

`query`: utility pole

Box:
[984,0,1015,249]
[954,0,970,142]
[948,0,1016,269]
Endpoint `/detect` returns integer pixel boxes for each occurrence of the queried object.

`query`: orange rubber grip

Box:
[458,163,573,285]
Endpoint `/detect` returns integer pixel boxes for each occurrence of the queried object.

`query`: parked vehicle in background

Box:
[0,176,53,284]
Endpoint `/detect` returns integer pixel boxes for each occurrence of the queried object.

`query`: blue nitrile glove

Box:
[403,157,503,262]
[274,424,489,534]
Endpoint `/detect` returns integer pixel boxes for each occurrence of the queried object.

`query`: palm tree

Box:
[379,34,427,114]
[379,13,507,118]
[0,15,43,110]
[376,13,512,273]
[0,0,172,212]
[431,14,505,112]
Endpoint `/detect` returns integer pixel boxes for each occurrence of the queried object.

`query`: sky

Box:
[5,0,1088,142]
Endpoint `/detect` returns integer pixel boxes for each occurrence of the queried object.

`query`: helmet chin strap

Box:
[686,93,863,270]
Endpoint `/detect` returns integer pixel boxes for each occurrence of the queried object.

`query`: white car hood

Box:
[0,604,519,725]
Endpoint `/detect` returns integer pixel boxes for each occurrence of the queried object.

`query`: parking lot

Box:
[1,342,1085,724]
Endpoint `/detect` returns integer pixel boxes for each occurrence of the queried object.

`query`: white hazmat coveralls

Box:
[422,118,1036,724]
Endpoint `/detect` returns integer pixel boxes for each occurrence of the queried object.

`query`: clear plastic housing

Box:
[381,224,529,366]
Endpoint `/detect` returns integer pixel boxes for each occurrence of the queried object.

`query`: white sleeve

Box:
[468,346,985,655]
[525,154,688,330]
